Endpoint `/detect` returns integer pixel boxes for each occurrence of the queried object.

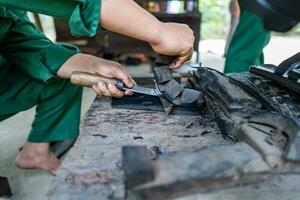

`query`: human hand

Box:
[150,22,195,69]
[57,53,135,98]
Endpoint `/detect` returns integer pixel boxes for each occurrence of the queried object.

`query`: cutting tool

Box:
[71,71,162,96]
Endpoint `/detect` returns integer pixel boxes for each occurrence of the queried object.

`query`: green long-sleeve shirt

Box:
[0,0,102,82]
[0,0,101,37]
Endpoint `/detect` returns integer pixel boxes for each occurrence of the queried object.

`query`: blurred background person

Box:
[223,0,271,73]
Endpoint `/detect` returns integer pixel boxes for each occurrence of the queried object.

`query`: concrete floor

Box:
[0,36,299,200]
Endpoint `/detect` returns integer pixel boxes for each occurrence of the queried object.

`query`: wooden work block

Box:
[122,146,154,190]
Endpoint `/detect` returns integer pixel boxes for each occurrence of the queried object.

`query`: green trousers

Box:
[224,11,271,73]
[0,9,83,143]
[0,66,82,143]
[0,0,103,143]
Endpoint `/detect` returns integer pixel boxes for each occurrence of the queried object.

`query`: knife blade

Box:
[70,71,162,96]
[122,85,162,96]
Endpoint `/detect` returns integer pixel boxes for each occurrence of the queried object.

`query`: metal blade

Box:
[125,86,162,96]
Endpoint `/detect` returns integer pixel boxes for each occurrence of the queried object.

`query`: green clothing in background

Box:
[0,0,102,142]
[224,11,271,73]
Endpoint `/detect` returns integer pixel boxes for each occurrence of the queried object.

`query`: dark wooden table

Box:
[47,97,300,200]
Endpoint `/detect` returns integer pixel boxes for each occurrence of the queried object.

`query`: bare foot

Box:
[15,142,61,175]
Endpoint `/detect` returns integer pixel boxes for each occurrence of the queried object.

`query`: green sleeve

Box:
[0,0,101,37]
[0,15,79,82]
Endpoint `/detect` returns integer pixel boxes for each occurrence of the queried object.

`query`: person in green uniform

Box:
[0,0,195,174]
[224,1,271,73]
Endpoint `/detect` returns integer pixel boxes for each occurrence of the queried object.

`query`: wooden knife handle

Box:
[71,71,117,88]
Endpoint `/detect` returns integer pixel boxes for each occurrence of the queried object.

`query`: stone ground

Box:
[0,36,299,200]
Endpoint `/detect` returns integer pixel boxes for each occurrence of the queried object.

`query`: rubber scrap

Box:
[159,79,184,101]
[128,143,270,200]
[172,96,181,106]
[153,66,173,84]
[155,55,174,66]
[180,89,203,108]
[288,68,300,80]
[122,146,155,190]
[159,96,174,114]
